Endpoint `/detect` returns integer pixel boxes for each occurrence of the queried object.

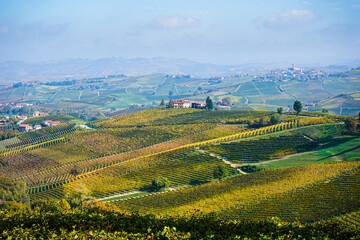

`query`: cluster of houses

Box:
[167,100,206,109]
[0,110,63,132]
[19,120,61,132]
[254,64,326,82]
[0,115,28,126]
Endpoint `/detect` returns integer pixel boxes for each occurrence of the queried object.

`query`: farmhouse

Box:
[168,100,206,109]
[191,101,206,109]
[33,111,49,117]
[172,100,192,108]
[43,120,61,126]
[19,124,33,132]
[33,125,42,130]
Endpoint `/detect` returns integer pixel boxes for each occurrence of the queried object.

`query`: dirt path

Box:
[244,96,249,104]
[23,85,27,98]
[303,135,315,142]
[196,148,245,174]
[252,82,263,95]
[48,92,57,102]
[339,103,342,115]
[320,79,330,95]
[235,84,241,92]
[97,190,142,201]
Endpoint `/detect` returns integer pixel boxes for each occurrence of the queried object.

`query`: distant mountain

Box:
[0,57,301,83]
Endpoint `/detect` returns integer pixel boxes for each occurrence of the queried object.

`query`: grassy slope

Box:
[260,136,360,170]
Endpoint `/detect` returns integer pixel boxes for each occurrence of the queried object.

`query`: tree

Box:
[31,198,64,213]
[222,97,232,106]
[213,165,229,180]
[277,107,283,115]
[70,165,80,176]
[0,177,29,205]
[152,177,170,191]
[10,117,19,124]
[239,165,263,173]
[322,108,328,113]
[344,119,358,135]
[160,98,165,106]
[293,100,302,115]
[206,96,214,110]
[259,118,266,127]
[270,115,280,125]
[66,185,92,210]
[167,99,174,109]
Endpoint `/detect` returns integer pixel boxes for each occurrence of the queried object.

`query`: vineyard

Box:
[15,117,319,195]
[113,161,360,216]
[0,108,358,230]
[202,133,317,164]
[92,108,274,127]
[29,149,238,202]
[0,123,246,189]
[216,167,360,223]
[23,115,77,125]
[294,123,345,142]
[337,211,360,229]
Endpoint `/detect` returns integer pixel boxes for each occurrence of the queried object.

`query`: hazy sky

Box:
[0,0,359,64]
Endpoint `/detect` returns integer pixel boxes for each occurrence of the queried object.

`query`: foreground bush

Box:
[0,208,358,239]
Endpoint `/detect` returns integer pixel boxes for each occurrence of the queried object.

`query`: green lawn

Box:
[260,136,360,169]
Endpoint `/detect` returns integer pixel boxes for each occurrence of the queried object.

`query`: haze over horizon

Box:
[0,0,359,66]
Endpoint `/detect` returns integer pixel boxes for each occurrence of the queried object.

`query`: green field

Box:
[1,68,359,116]
[260,136,360,169]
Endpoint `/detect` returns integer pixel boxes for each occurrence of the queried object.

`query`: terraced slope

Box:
[217,167,360,223]
[202,133,317,164]
[337,211,360,229]
[29,149,238,202]
[113,161,360,216]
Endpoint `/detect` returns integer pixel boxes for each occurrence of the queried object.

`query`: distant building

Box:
[171,100,192,108]
[15,103,31,108]
[33,111,49,117]
[33,125,42,130]
[167,100,206,109]
[191,101,206,109]
[19,124,33,132]
[0,119,7,125]
[43,120,61,126]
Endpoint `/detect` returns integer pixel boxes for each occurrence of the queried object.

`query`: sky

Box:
[0,0,359,65]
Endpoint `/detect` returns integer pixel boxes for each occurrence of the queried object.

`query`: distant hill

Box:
[1,64,359,116]
[317,91,360,116]
[0,57,263,83]
[2,57,354,83]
